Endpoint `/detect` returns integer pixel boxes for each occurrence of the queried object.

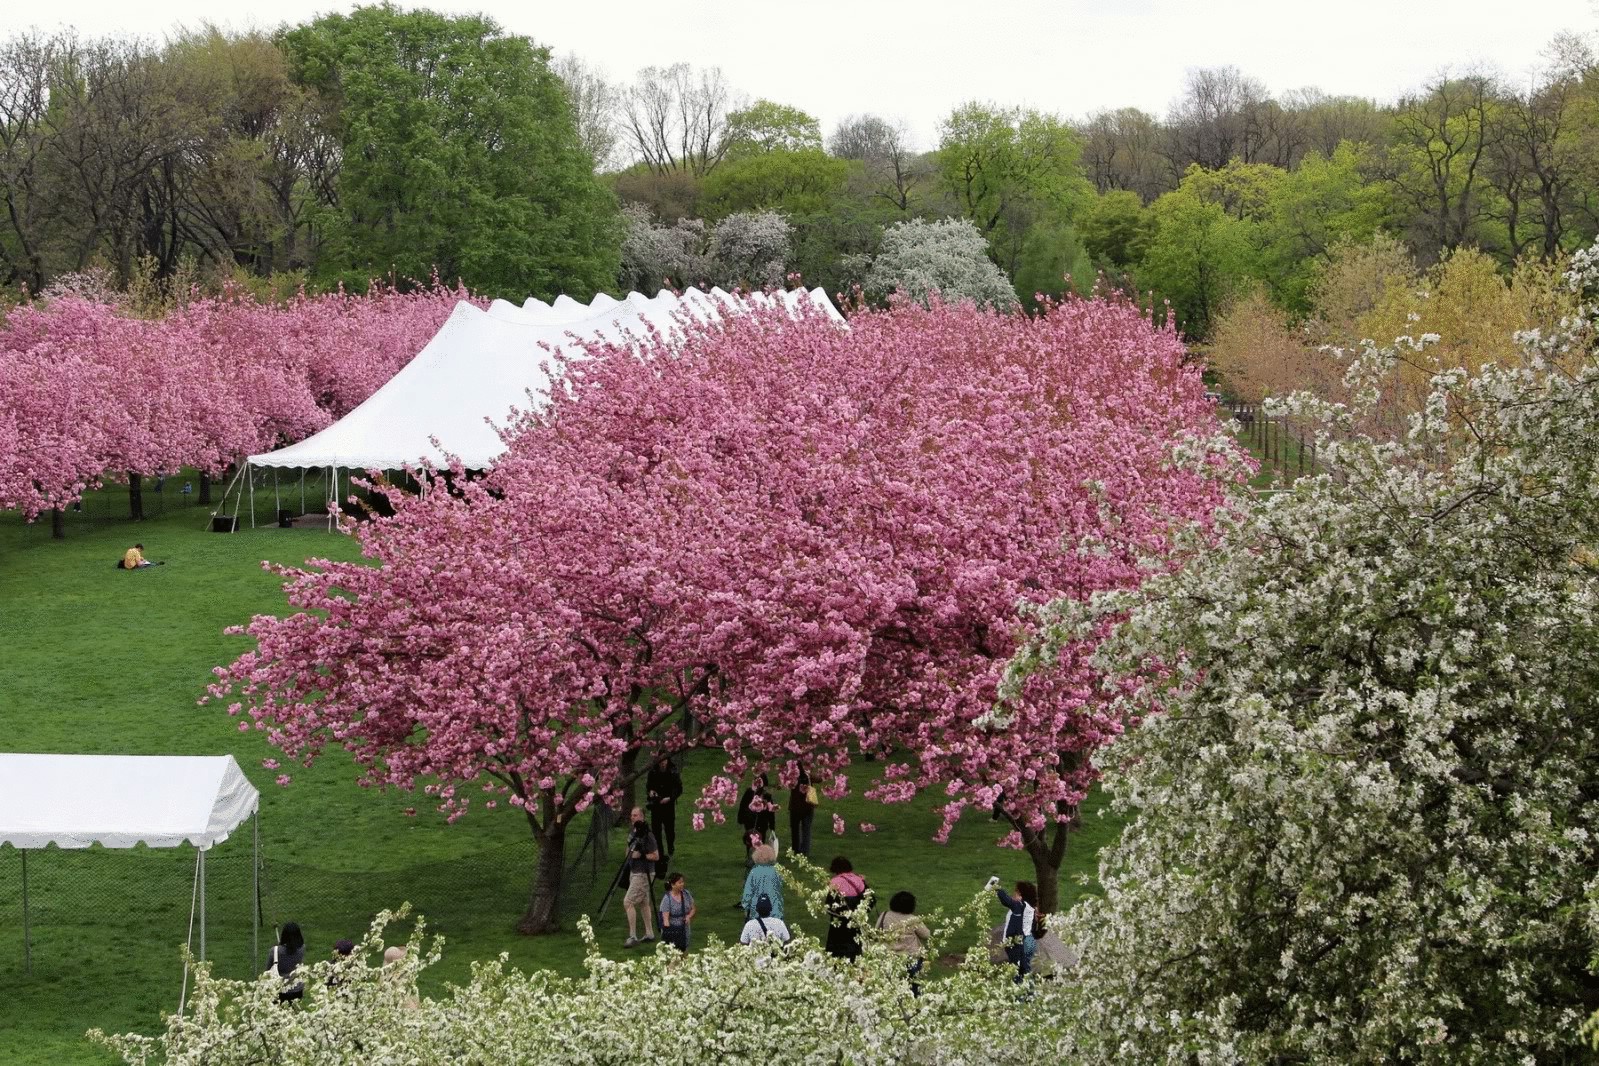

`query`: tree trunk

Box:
[51,507,64,540]
[199,472,211,505]
[518,818,568,935]
[1020,819,1071,914]
[1030,850,1062,915]
[127,473,144,521]
[618,747,642,815]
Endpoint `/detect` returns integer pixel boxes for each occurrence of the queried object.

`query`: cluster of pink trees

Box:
[0,285,470,530]
[209,295,1244,932]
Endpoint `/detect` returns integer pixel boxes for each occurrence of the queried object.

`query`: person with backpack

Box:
[824,856,870,961]
[740,843,785,921]
[739,893,791,945]
[657,871,696,953]
[263,921,306,1002]
[987,876,1040,982]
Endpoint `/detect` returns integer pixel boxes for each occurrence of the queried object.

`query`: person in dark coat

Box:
[645,754,683,877]
[736,773,777,867]
[824,856,870,961]
[787,763,817,857]
[264,921,306,1002]
[987,876,1040,982]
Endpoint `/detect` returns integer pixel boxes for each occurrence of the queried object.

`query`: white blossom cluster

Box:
[858,217,1019,311]
[618,204,792,293]
[94,870,1075,1066]
[1009,246,1599,1062]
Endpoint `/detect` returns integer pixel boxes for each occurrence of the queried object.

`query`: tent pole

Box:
[252,810,260,966]
[300,469,306,515]
[273,469,280,517]
[180,848,200,1015]
[199,847,207,962]
[21,849,30,976]
[248,469,256,530]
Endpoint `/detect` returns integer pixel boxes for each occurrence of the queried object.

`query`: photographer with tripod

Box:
[621,806,661,947]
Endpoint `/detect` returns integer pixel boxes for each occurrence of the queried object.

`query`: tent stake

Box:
[21,849,30,976]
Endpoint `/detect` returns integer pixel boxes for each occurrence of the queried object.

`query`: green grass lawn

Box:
[0,494,1124,1065]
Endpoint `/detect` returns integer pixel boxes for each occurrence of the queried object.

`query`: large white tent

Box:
[225,286,844,524]
[0,753,260,977]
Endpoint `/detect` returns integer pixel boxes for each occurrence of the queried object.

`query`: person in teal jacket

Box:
[740,842,785,920]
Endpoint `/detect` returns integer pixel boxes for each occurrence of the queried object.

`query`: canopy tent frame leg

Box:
[300,469,306,516]
[179,847,201,1015]
[248,467,256,530]
[214,462,249,532]
[199,846,206,962]
[273,469,280,520]
[252,810,260,965]
[21,849,30,976]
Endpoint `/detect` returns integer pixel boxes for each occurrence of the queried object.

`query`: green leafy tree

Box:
[1260,144,1385,312]
[936,103,1092,276]
[1138,174,1263,338]
[699,148,852,218]
[1079,190,1154,269]
[723,99,822,157]
[283,6,620,298]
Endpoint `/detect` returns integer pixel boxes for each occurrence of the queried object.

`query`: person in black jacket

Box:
[787,762,817,857]
[736,773,777,868]
[645,754,683,876]
[263,921,306,1002]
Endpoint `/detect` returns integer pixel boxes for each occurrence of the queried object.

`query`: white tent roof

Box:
[0,754,259,850]
[249,286,846,471]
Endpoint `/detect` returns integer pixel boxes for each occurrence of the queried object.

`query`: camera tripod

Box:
[595,831,657,923]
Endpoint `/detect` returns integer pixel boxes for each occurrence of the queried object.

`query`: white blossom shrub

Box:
[618,203,713,292]
[860,217,1017,311]
[93,862,1076,1065]
[707,210,792,290]
[1007,260,1599,1061]
[619,205,791,293]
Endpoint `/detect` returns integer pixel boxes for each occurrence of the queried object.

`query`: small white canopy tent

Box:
[225,286,846,525]
[0,753,260,981]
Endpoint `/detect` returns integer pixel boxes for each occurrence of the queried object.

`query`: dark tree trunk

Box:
[51,507,64,540]
[127,473,144,521]
[1020,819,1072,914]
[199,472,212,505]
[617,746,642,816]
[518,817,568,935]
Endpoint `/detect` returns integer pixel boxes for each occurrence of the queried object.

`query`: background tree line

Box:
[6,8,1599,338]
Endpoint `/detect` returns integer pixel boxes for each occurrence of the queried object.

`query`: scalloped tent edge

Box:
[217,286,846,529]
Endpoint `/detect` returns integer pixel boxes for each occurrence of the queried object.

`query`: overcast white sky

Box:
[4,0,1594,149]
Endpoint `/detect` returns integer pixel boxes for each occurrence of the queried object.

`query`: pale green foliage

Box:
[861,217,1018,310]
[95,865,1078,1065]
[1010,247,1599,1061]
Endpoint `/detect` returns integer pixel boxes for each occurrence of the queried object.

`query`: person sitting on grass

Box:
[119,543,162,569]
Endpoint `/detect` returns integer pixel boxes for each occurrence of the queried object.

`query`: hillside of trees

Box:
[5,10,1598,341]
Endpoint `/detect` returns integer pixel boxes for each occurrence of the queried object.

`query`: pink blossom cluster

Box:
[209,293,1237,877]
[0,284,470,519]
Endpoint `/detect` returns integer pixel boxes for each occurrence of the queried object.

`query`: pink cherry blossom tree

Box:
[210,293,1240,930]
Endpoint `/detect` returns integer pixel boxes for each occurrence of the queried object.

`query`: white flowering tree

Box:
[861,217,1018,310]
[1008,255,1599,1061]
[94,865,1078,1065]
[618,204,791,292]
